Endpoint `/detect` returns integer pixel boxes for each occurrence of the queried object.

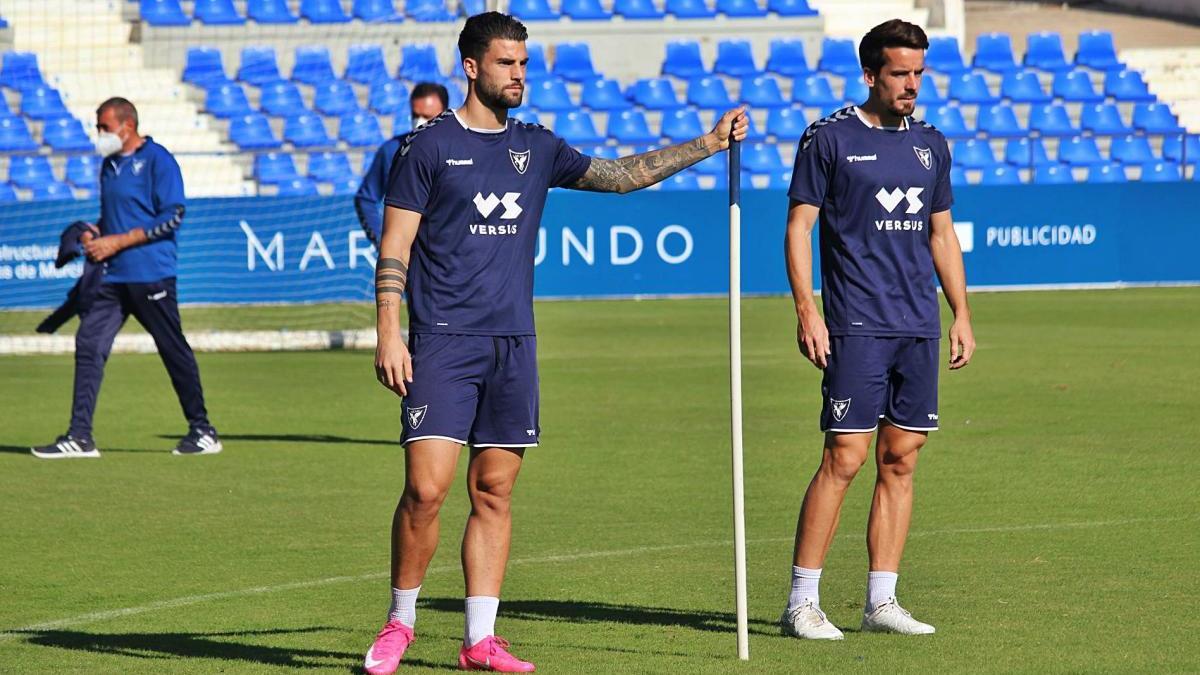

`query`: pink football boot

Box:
[363,620,414,674]
[457,636,535,672]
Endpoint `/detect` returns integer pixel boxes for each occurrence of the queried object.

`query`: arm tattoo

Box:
[570,136,710,193]
[375,257,408,304]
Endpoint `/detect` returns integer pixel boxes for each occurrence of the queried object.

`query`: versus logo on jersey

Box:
[509,149,530,174]
[875,187,924,214]
[913,146,932,170]
[473,192,523,219]
[407,404,428,430]
[831,398,851,422]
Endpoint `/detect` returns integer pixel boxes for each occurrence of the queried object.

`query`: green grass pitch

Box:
[1,288,1197,673]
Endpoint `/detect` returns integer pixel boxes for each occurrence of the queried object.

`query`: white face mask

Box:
[95,131,123,157]
[412,116,431,129]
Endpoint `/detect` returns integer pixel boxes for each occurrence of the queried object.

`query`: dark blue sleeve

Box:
[354,140,394,245]
[931,135,954,213]
[384,136,436,215]
[549,134,592,187]
[145,149,186,242]
[787,125,833,207]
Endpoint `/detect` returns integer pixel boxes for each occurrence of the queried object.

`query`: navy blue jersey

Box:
[98,137,186,283]
[384,111,591,336]
[788,107,953,339]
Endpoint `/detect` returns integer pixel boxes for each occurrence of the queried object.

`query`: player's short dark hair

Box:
[96,97,139,129]
[410,82,450,109]
[457,11,527,65]
[858,19,929,73]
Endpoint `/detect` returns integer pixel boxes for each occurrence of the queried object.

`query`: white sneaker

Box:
[861,598,936,635]
[780,601,845,640]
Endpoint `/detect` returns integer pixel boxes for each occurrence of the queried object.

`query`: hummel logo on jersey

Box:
[831,398,851,422]
[875,187,924,214]
[407,404,428,430]
[913,146,932,170]
[473,192,523,219]
[846,154,877,163]
[446,158,474,166]
[927,413,939,421]
[509,148,530,174]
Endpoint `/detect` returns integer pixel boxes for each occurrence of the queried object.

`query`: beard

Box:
[476,76,523,110]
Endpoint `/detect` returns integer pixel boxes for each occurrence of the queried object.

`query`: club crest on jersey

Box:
[509,148,530,174]
[407,404,428,430]
[913,146,932,170]
[132,159,146,176]
[831,398,851,422]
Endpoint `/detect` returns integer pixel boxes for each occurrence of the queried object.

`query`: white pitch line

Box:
[1,515,1193,642]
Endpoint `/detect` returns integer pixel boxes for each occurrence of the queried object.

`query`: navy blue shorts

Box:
[820,336,939,433]
[401,333,539,448]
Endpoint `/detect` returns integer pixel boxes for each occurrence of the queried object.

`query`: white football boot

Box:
[780,600,845,640]
[861,598,936,635]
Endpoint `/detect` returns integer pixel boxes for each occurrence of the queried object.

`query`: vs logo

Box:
[875,187,924,214]
[830,398,851,422]
[509,148,530,174]
[473,192,523,219]
[407,404,428,430]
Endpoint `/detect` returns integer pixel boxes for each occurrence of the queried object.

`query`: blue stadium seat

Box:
[230,113,282,149]
[662,108,704,143]
[975,104,1024,138]
[1104,69,1153,102]
[285,112,333,147]
[1028,103,1076,136]
[194,0,245,24]
[792,74,839,107]
[1109,134,1154,164]
[140,0,190,26]
[839,76,867,103]
[923,105,972,139]
[742,142,785,172]
[629,78,681,110]
[511,109,540,125]
[1087,161,1126,183]
[0,117,37,152]
[254,152,300,183]
[33,181,75,201]
[183,47,228,87]
[740,75,786,107]
[1075,30,1122,71]
[766,39,810,77]
[580,78,631,111]
[1080,103,1129,135]
[667,0,716,18]
[562,0,613,20]
[238,47,282,85]
[0,95,11,117]
[555,110,604,144]
[292,46,336,85]
[8,156,55,189]
[979,164,1022,185]
[763,168,793,190]
[42,116,94,152]
[399,44,441,82]
[717,0,767,17]
[953,138,999,169]
[1004,138,1053,167]
[768,0,817,16]
[926,36,968,74]
[509,0,560,21]
[687,76,734,108]
[66,155,101,186]
[1052,69,1102,103]
[276,177,319,196]
[1024,31,1071,71]
[660,171,701,190]
[1034,164,1075,184]
[1058,136,1105,166]
[406,0,455,21]
[947,72,998,105]
[663,41,708,79]
[1132,102,1183,134]
[973,32,1018,72]
[613,0,665,19]
[1162,134,1199,165]
[329,177,361,195]
[0,52,46,90]
[301,0,351,22]
[919,73,947,105]
[314,80,361,115]
[950,165,967,186]
[608,109,659,144]
[742,114,766,142]
[1140,160,1181,182]
[1000,69,1051,103]
[394,108,412,130]
[526,43,549,80]
[767,106,806,140]
[552,43,597,82]
[20,86,69,119]
[307,151,352,181]
[529,78,575,112]
[354,0,401,21]
[0,182,18,202]
[818,38,860,77]
[205,82,252,118]
[247,0,298,23]
[714,40,760,77]
[260,80,306,116]
[346,45,389,84]
[340,112,384,146]
[581,144,618,159]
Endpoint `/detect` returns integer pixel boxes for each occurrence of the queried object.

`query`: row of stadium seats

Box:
[956,161,1185,184]
[926,30,1123,74]
[952,134,1198,169]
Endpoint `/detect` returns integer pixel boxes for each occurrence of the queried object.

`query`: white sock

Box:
[787,566,822,610]
[464,596,500,647]
[388,586,421,628]
[866,571,899,611]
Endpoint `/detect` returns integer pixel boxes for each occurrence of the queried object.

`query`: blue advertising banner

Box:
[1,183,1198,310]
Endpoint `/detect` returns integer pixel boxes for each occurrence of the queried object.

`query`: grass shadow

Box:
[159,433,397,447]
[0,444,161,455]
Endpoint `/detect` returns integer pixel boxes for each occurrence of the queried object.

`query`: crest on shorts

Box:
[509,148,530,174]
[407,404,428,430]
[913,146,932,171]
[831,398,851,422]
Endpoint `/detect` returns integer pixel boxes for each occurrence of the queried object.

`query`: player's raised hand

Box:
[375,334,413,396]
[948,315,975,370]
[711,106,749,150]
[797,305,831,369]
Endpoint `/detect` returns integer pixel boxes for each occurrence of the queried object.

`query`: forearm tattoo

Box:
[375,257,407,307]
[571,136,711,193]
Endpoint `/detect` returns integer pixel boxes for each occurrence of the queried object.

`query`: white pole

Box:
[728,139,750,661]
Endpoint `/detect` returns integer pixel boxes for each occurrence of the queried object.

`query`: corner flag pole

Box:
[728,137,750,661]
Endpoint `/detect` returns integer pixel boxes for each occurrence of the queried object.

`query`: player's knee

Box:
[878,447,921,482]
[823,446,867,483]
[468,475,515,515]
[401,481,450,513]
